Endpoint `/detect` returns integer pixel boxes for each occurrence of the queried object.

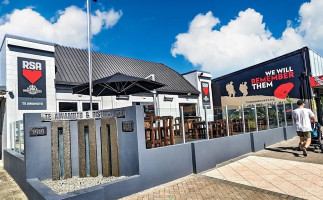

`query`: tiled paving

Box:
[204,156,323,200]
[1,137,322,199]
[121,174,293,200]
[123,137,323,200]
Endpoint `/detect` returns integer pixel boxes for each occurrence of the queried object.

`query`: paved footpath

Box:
[0,160,27,200]
[123,137,323,200]
[1,137,322,199]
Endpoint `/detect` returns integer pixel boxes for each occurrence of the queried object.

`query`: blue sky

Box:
[1,0,321,76]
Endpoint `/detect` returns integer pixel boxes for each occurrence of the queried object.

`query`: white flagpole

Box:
[87,0,93,111]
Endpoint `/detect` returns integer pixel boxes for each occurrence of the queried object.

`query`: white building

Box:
[0,35,213,158]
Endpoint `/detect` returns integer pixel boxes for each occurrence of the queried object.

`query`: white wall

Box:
[102,93,199,118]
[309,49,323,77]
[183,71,214,121]
[0,39,7,156]
[0,99,6,156]
[4,37,56,149]
[0,41,6,86]
[56,92,102,112]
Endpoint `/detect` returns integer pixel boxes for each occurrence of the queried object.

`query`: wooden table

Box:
[192,121,217,139]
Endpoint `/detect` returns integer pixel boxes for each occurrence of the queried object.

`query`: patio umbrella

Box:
[73,72,165,96]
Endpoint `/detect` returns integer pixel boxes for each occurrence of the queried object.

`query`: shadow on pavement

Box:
[264,147,301,157]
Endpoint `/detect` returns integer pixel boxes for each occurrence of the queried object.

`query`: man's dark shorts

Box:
[297,131,311,138]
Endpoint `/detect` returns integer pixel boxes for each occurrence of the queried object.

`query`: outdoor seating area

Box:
[144,102,296,149]
[145,116,240,149]
[145,116,175,148]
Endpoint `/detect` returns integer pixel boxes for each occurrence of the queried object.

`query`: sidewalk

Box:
[204,156,322,200]
[1,137,322,200]
[123,137,323,200]
[0,161,27,200]
[121,174,291,200]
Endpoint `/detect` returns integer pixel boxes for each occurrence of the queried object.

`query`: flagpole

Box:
[87,0,93,111]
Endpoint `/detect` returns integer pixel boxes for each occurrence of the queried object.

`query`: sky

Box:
[0,0,322,77]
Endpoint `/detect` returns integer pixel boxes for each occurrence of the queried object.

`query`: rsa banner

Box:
[18,57,47,110]
[201,81,211,106]
[214,53,304,106]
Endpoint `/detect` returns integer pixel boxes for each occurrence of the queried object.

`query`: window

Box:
[133,102,154,117]
[179,103,196,116]
[82,103,99,111]
[59,102,78,112]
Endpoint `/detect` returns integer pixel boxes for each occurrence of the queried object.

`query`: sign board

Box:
[18,57,47,110]
[41,108,126,122]
[29,127,47,137]
[201,81,210,106]
[122,121,134,132]
[310,76,323,87]
[213,53,305,106]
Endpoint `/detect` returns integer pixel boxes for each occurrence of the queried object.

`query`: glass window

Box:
[179,103,196,116]
[82,103,99,111]
[59,102,78,112]
[256,105,268,131]
[133,102,155,117]
[143,105,155,117]
[244,105,256,132]
[268,104,278,129]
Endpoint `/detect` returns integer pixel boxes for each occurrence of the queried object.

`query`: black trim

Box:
[1,34,55,51]
[8,44,54,57]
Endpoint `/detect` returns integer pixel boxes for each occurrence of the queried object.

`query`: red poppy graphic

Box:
[23,69,42,84]
[274,82,294,99]
[203,88,209,96]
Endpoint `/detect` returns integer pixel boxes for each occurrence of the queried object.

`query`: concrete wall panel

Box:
[51,121,71,180]
[78,119,97,177]
[284,126,297,140]
[101,118,119,177]
[252,127,285,152]
[24,113,52,180]
[193,133,252,173]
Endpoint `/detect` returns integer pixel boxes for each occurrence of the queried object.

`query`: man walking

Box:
[292,100,315,156]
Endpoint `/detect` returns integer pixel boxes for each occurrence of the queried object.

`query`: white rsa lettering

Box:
[23,61,42,70]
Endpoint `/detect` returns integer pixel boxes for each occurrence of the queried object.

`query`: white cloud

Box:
[171,0,322,76]
[1,0,9,5]
[0,6,122,49]
[298,0,323,50]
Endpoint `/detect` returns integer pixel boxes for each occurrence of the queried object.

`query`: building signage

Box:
[18,57,47,110]
[310,76,323,87]
[41,108,126,122]
[213,53,305,106]
[29,127,47,137]
[201,81,210,105]
[122,121,134,132]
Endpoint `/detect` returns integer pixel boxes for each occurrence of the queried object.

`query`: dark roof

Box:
[54,45,199,95]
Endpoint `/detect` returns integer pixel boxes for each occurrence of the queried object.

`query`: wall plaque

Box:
[122,121,134,132]
[29,127,47,137]
[41,108,126,122]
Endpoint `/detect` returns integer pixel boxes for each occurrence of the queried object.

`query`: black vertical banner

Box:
[18,57,47,110]
[201,81,210,106]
